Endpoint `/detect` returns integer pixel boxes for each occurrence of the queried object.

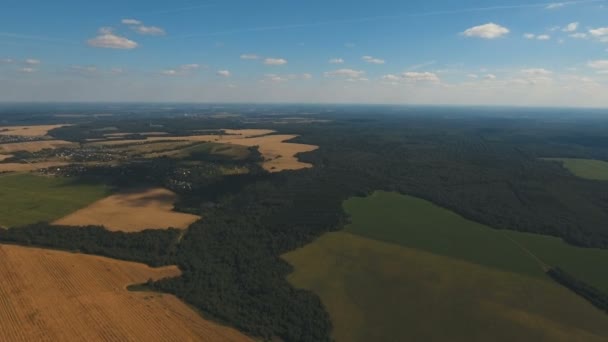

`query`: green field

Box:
[0,173,110,228]
[283,191,608,341]
[544,158,608,181]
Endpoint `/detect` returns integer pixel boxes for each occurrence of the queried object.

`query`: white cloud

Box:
[545,3,566,9]
[521,68,553,76]
[590,27,608,37]
[240,54,260,60]
[262,73,311,83]
[264,58,288,66]
[0,58,13,64]
[362,56,385,64]
[133,25,166,36]
[563,22,579,32]
[19,67,36,73]
[524,33,550,40]
[484,74,497,80]
[402,72,440,82]
[88,28,138,49]
[217,70,231,77]
[569,33,588,39]
[121,19,142,25]
[381,74,401,82]
[588,60,608,72]
[25,59,40,65]
[329,58,344,64]
[71,65,98,73]
[324,68,365,78]
[463,23,509,39]
[162,64,200,76]
[467,74,479,79]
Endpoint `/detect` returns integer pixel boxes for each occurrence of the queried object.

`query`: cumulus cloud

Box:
[121,19,142,25]
[133,25,166,36]
[217,70,231,77]
[569,32,588,39]
[19,67,36,73]
[240,54,260,60]
[324,68,365,79]
[161,64,200,76]
[382,74,401,82]
[88,28,138,49]
[262,73,312,83]
[329,58,344,64]
[484,74,497,80]
[521,68,553,76]
[362,56,385,64]
[402,72,440,82]
[588,60,608,73]
[589,27,608,37]
[264,58,288,66]
[524,34,551,40]
[463,23,509,39]
[25,58,40,65]
[545,3,566,9]
[563,22,579,32]
[524,33,536,39]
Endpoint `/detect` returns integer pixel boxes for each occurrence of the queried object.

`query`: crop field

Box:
[283,191,608,341]
[284,232,608,342]
[0,162,69,173]
[0,124,68,137]
[543,158,608,181]
[0,244,252,342]
[87,129,318,172]
[0,173,110,228]
[53,187,201,232]
[0,140,76,153]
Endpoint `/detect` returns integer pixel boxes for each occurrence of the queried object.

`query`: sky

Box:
[1,0,608,107]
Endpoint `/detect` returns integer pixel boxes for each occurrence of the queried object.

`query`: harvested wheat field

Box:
[0,124,67,137]
[0,244,252,342]
[54,187,200,232]
[0,140,76,153]
[0,162,69,172]
[218,134,318,172]
[0,154,12,161]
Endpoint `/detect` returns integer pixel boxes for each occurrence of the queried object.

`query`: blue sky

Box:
[1,0,608,106]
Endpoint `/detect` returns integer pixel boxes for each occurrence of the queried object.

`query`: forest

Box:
[1,105,608,341]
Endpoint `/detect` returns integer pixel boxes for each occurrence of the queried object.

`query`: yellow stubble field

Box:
[0,244,252,342]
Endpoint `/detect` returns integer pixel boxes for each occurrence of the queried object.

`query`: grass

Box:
[0,173,110,228]
[343,191,545,278]
[284,232,608,342]
[543,158,608,181]
[283,191,608,341]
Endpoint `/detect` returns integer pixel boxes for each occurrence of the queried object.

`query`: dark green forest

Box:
[1,105,608,341]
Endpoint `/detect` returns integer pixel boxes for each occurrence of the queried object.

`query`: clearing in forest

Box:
[543,158,608,181]
[53,187,200,232]
[0,124,67,137]
[0,173,109,228]
[88,129,318,172]
[283,191,608,341]
[0,244,252,342]
[0,140,76,153]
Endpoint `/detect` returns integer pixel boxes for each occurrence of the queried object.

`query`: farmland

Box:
[53,187,201,232]
[284,232,608,342]
[284,191,608,341]
[0,140,75,153]
[0,173,110,228]
[543,158,608,181]
[0,244,252,342]
[0,124,67,137]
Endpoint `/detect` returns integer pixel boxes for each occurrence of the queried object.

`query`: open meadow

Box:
[0,244,252,342]
[543,158,608,181]
[53,187,201,232]
[283,191,608,341]
[0,173,110,228]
